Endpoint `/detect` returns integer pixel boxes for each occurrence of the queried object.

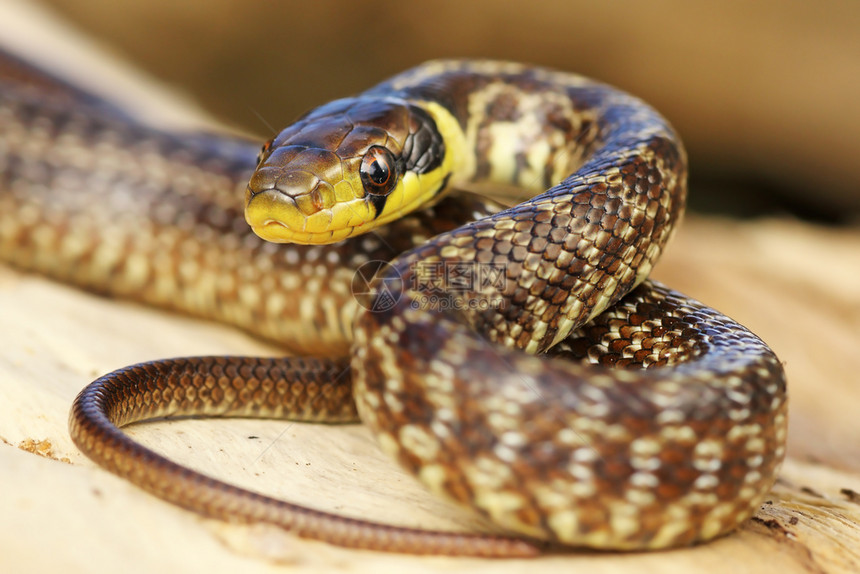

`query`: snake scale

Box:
[0,50,787,557]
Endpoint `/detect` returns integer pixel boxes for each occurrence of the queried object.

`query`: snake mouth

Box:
[245,186,370,245]
[253,219,340,245]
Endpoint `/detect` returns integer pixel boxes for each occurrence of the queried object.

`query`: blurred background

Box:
[15,0,860,221]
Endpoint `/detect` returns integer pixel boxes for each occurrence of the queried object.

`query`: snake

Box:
[0,50,788,557]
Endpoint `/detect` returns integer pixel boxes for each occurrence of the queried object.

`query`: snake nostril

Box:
[310,187,325,211]
[295,193,318,216]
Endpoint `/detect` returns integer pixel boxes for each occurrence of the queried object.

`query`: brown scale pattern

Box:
[353,281,786,548]
[352,62,785,549]
[553,283,706,368]
[0,54,787,556]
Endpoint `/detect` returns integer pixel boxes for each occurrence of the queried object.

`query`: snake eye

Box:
[360,146,398,195]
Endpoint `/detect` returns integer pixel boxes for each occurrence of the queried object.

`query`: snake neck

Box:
[365,60,688,354]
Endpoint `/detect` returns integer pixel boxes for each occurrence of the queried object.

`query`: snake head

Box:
[245,97,456,245]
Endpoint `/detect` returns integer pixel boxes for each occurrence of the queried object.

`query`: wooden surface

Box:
[4,218,860,573]
[2,2,860,573]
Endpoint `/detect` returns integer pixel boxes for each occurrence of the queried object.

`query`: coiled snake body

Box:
[0,53,787,557]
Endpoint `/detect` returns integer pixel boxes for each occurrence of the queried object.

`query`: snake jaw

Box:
[245,185,375,244]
